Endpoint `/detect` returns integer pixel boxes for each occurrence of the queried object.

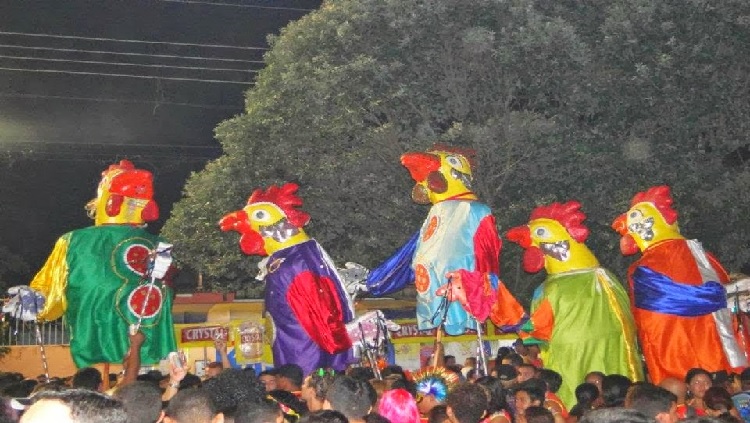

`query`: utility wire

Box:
[0,92,242,110]
[0,44,264,64]
[158,0,317,12]
[0,66,254,85]
[0,54,257,73]
[0,31,268,51]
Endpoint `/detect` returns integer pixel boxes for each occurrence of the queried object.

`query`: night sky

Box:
[0,0,321,277]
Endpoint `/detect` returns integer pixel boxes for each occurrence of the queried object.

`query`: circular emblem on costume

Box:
[423,216,439,242]
[127,285,163,319]
[124,244,151,276]
[415,264,430,293]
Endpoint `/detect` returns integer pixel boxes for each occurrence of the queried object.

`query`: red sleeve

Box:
[473,215,501,276]
[286,271,352,354]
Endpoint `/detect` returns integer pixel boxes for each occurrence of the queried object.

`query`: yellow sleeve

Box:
[29,235,71,321]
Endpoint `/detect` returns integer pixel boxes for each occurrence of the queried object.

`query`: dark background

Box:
[0,0,321,279]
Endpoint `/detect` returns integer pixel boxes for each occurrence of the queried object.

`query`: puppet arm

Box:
[29,234,71,321]
[364,231,419,296]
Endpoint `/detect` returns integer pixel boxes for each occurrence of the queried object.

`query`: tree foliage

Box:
[163,0,750,301]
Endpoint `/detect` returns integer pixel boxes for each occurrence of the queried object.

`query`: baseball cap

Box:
[496,364,518,382]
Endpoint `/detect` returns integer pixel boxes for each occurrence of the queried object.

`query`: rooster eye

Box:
[252,210,269,221]
[534,227,549,238]
[446,155,463,170]
[629,210,642,220]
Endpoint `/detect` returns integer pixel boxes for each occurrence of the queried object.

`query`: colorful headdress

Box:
[412,366,459,402]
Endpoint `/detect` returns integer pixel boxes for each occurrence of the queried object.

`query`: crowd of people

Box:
[2,337,750,423]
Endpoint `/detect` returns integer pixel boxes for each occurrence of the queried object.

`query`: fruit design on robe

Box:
[364,147,506,335]
[29,160,176,368]
[220,183,354,375]
[495,201,643,408]
[612,185,747,383]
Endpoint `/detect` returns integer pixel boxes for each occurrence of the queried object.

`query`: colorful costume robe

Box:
[526,268,643,407]
[367,200,500,335]
[628,239,746,383]
[30,225,176,368]
[261,239,354,375]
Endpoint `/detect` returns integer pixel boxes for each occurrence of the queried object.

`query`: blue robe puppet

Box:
[364,147,504,335]
[220,183,354,375]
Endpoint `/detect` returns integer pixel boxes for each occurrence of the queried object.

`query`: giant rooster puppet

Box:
[363,147,506,335]
[27,160,176,368]
[496,201,643,407]
[219,183,354,375]
[612,185,747,383]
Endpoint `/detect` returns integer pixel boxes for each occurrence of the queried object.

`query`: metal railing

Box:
[3,317,70,346]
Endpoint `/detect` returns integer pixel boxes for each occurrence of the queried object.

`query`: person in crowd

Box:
[583,372,604,397]
[515,382,547,423]
[298,410,349,423]
[462,357,478,379]
[413,367,459,419]
[235,398,283,423]
[659,377,695,419]
[163,388,225,423]
[601,375,632,408]
[568,383,601,422]
[578,408,650,423]
[524,406,555,423]
[202,368,266,421]
[323,376,372,423]
[494,365,519,391]
[518,364,538,384]
[704,386,742,422]
[444,356,457,367]
[474,376,512,423]
[525,342,544,369]
[378,388,419,423]
[443,383,488,423]
[502,353,525,369]
[624,382,678,423]
[301,369,338,412]
[113,381,163,423]
[258,370,278,393]
[269,388,309,421]
[275,364,305,398]
[205,362,224,380]
[731,368,750,422]
[538,369,569,419]
[687,368,714,415]
[20,389,128,423]
[72,367,103,392]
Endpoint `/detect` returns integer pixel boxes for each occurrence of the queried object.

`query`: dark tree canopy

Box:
[163,0,750,301]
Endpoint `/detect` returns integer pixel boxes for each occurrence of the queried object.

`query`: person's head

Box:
[205,362,223,379]
[494,364,518,389]
[164,388,224,423]
[703,386,735,418]
[444,356,457,367]
[21,389,127,423]
[202,369,265,419]
[298,410,348,423]
[658,378,687,404]
[463,357,477,369]
[380,366,406,381]
[113,381,163,423]
[378,388,419,423]
[474,376,509,415]
[524,406,555,423]
[625,382,678,423]
[428,404,449,423]
[258,370,278,392]
[574,382,601,410]
[514,382,545,416]
[275,364,305,392]
[602,374,632,408]
[740,368,750,392]
[71,368,103,392]
[268,388,309,421]
[444,383,488,423]
[324,376,372,421]
[578,408,650,423]
[585,371,605,395]
[538,369,562,394]
[502,353,524,368]
[413,367,459,415]
[235,398,283,423]
[513,338,528,356]
[347,367,375,383]
[302,369,338,412]
[686,368,712,400]
[517,364,537,383]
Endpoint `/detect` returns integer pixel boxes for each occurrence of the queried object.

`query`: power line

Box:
[0,92,242,110]
[0,44,264,64]
[158,0,317,12]
[0,31,268,51]
[0,54,257,73]
[0,66,254,85]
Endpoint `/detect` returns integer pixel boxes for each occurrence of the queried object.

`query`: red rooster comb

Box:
[629,185,678,224]
[529,201,590,242]
[247,182,310,227]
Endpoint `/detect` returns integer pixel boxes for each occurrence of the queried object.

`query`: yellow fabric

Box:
[29,235,70,321]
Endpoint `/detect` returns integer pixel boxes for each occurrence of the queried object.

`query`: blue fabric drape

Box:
[632,266,727,316]
[365,231,418,296]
